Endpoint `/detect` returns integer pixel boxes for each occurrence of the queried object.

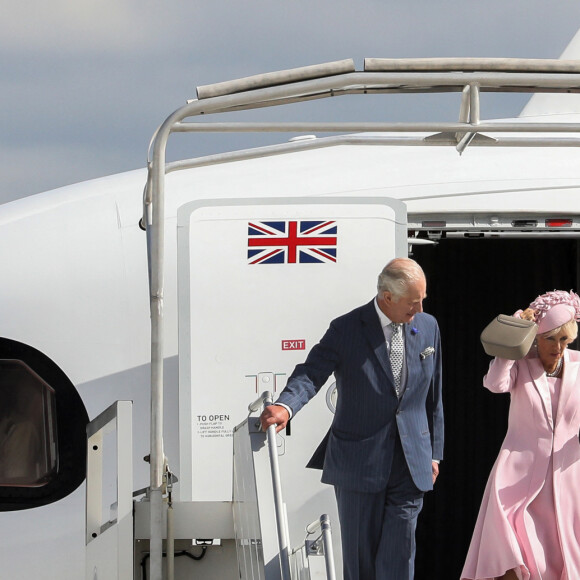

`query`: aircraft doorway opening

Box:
[0,338,88,511]
[411,236,580,580]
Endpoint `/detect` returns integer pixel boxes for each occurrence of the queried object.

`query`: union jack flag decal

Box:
[247,220,338,264]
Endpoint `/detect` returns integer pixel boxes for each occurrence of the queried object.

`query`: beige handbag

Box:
[480,314,538,360]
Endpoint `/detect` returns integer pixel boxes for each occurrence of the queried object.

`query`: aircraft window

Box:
[0,339,88,511]
[0,360,58,487]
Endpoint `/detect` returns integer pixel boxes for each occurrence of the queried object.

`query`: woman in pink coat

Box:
[462,290,580,580]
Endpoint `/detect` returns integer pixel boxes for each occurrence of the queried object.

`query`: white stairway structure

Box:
[85,395,337,579]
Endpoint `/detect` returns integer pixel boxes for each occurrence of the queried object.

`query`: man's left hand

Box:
[432,461,440,484]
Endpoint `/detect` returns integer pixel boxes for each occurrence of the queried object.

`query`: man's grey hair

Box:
[377,258,425,299]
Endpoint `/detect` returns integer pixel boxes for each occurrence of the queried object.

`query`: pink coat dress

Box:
[461,349,580,580]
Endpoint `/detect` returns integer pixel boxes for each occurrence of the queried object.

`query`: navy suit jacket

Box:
[276,299,444,493]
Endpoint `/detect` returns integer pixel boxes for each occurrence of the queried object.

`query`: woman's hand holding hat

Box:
[519,308,537,322]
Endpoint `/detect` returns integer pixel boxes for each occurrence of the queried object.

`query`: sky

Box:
[2,0,580,203]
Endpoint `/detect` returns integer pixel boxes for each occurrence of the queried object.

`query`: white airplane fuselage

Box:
[4,30,580,575]
[2,125,580,577]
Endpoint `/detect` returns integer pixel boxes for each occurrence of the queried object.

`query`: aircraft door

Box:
[176,196,407,505]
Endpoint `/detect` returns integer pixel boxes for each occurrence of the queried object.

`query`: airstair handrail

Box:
[254,391,292,580]
[248,391,272,413]
[304,514,337,580]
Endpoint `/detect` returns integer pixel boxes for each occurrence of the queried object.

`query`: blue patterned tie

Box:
[390,322,403,397]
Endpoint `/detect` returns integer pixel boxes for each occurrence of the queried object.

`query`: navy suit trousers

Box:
[334,433,424,580]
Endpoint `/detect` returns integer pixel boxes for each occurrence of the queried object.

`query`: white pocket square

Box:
[420,346,435,360]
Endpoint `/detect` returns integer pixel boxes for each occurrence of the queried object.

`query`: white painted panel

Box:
[177,197,406,502]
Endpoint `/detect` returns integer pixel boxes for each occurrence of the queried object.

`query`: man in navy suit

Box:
[260,257,443,580]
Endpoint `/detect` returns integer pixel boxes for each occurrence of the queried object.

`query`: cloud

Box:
[1,0,580,201]
[0,0,151,52]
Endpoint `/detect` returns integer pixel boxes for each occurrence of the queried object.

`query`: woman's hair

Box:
[377,258,425,299]
[541,318,578,341]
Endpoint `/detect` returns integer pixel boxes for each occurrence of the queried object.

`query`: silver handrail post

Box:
[266,424,292,580]
[320,514,337,580]
[251,392,292,580]
[145,113,172,580]
[305,514,337,580]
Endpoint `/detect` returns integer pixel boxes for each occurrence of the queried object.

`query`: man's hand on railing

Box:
[260,404,290,433]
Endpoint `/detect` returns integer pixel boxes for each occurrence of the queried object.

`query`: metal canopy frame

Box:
[142,58,580,580]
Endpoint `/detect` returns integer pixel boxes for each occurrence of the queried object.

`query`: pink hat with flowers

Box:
[529,290,580,333]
